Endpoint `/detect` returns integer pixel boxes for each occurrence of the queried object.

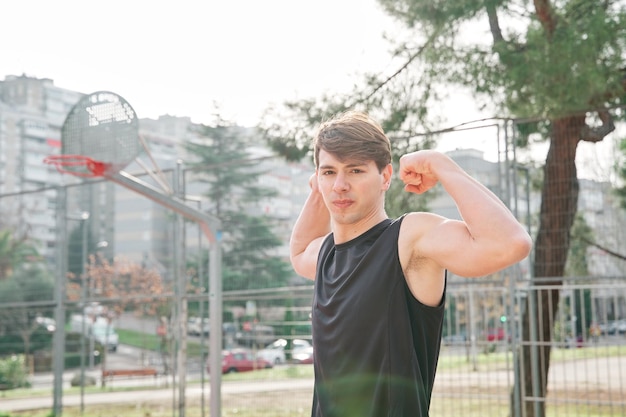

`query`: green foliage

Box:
[66,220,98,279]
[0,266,55,355]
[0,355,29,390]
[56,333,103,371]
[376,0,626,119]
[0,229,40,280]
[29,326,54,352]
[378,0,486,28]
[514,119,553,148]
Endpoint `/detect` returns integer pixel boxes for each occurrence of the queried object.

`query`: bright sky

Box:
[1,0,398,126]
[2,1,618,180]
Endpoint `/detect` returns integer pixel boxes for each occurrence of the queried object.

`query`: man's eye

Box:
[321,170,334,175]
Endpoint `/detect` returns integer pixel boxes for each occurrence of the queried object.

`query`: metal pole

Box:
[78,212,89,414]
[468,286,477,371]
[174,161,187,417]
[209,238,222,417]
[91,241,107,369]
[196,201,207,417]
[53,187,68,417]
[528,285,542,417]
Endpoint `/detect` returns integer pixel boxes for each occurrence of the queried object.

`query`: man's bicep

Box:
[419,219,517,278]
[403,214,472,273]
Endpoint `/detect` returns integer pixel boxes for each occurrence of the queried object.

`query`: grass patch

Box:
[437,343,625,372]
[6,391,623,417]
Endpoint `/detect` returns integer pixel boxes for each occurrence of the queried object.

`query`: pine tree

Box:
[186,119,292,292]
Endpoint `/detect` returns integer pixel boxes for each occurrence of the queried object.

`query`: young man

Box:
[290,111,532,417]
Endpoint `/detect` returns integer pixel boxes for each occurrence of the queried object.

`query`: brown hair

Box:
[313,111,391,172]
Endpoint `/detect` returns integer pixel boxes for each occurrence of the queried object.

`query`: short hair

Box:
[313,111,392,172]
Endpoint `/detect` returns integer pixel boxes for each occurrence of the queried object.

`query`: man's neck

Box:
[332,212,388,244]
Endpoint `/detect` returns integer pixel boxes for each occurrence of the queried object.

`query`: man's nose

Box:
[333,173,349,192]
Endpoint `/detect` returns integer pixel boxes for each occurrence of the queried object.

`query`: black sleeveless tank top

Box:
[311,216,445,417]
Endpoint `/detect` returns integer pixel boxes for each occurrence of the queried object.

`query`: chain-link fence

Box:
[1,108,626,416]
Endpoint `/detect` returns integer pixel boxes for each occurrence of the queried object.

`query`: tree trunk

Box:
[514,114,584,417]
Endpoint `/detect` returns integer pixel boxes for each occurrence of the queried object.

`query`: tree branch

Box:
[582,237,626,262]
[356,29,441,105]
[579,109,615,143]
[533,0,557,37]
[485,0,504,44]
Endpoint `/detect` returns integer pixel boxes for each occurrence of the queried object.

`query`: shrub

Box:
[0,354,30,390]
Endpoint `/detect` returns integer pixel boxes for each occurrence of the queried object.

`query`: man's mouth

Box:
[333,199,354,209]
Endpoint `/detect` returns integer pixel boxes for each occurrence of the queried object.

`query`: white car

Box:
[257,338,314,365]
[188,317,210,336]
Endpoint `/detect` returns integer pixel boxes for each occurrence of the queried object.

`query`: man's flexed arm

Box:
[399,150,532,277]
[289,174,330,280]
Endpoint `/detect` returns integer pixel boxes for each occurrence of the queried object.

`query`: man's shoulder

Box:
[399,211,444,230]
[397,211,446,250]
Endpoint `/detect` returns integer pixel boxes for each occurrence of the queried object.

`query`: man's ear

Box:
[382,164,393,190]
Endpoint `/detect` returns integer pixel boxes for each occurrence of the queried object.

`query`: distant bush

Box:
[0,321,54,356]
[31,333,104,372]
[0,354,30,390]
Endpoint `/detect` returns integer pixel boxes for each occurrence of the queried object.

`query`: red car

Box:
[486,327,506,342]
[208,348,273,374]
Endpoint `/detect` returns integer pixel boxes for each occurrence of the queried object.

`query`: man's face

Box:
[316,149,391,226]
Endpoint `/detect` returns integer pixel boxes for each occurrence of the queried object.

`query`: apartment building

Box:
[0,74,312,281]
[0,74,84,264]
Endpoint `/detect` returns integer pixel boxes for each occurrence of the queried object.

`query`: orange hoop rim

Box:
[43,154,111,178]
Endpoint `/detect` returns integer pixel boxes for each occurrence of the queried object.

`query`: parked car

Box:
[257,338,314,365]
[70,315,119,352]
[257,339,287,364]
[486,327,505,342]
[207,348,273,374]
[291,339,314,364]
[598,320,626,335]
[187,317,210,336]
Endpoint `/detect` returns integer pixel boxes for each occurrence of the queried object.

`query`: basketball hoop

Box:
[44,90,224,417]
[43,91,141,179]
[43,154,110,178]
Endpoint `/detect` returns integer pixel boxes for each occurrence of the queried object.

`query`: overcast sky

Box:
[2,1,618,178]
[1,0,399,126]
